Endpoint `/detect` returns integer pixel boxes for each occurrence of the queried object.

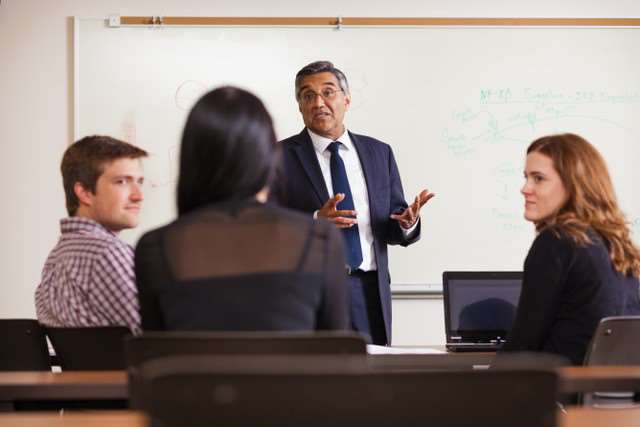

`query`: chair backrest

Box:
[0,319,50,371]
[45,326,131,370]
[584,316,640,365]
[130,354,558,427]
[125,331,367,369]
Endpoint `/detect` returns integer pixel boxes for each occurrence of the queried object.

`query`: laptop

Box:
[443,271,523,352]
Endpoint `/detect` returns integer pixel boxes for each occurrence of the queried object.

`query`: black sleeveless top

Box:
[134,200,349,332]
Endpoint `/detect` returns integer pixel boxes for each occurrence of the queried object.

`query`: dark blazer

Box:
[274,129,421,341]
[501,227,640,365]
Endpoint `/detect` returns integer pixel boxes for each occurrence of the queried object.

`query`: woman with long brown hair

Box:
[501,133,640,364]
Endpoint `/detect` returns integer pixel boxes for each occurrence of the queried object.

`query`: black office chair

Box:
[582,316,640,406]
[0,319,50,371]
[44,326,131,370]
[125,330,367,369]
[130,354,558,427]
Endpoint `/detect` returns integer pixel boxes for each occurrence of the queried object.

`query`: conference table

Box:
[559,366,640,394]
[1,365,639,404]
[0,371,126,403]
[562,407,640,427]
[0,368,638,427]
[0,407,638,427]
[0,411,146,426]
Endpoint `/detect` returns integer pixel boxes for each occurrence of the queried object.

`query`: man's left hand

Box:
[390,189,435,229]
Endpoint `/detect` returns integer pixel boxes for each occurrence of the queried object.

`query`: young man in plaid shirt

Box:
[35,135,147,333]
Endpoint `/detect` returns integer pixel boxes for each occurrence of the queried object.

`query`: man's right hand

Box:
[317,193,358,229]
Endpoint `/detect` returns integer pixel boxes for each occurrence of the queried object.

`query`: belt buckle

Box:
[345,265,353,275]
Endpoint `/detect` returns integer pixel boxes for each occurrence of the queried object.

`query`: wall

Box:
[1,0,639,345]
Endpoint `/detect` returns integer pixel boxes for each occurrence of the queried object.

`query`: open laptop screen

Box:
[443,271,523,344]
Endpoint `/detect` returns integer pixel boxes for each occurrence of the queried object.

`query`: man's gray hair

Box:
[294,60,350,100]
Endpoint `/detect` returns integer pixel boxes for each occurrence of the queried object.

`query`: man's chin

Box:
[106,218,139,233]
[311,121,333,130]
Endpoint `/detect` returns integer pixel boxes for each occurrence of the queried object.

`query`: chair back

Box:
[125,330,366,369]
[584,316,640,365]
[0,319,50,371]
[131,354,558,427]
[582,316,640,406]
[45,326,131,370]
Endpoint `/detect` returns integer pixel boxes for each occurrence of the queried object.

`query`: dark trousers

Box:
[347,270,387,345]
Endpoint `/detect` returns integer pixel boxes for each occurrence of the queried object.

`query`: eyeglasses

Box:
[299,88,344,104]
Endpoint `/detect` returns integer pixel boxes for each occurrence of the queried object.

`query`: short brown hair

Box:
[527,133,640,276]
[61,135,148,216]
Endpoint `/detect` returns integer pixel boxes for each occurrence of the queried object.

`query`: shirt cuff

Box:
[401,217,420,237]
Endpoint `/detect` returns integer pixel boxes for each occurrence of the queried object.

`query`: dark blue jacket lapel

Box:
[292,129,330,205]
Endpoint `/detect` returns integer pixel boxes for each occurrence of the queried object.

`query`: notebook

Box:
[443,271,523,352]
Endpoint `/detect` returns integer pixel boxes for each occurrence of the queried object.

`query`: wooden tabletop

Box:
[561,407,640,427]
[0,410,147,426]
[0,407,637,426]
[0,365,639,402]
[558,366,640,393]
[371,353,640,393]
[0,371,127,400]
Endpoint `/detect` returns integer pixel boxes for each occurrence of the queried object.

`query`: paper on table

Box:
[366,345,446,355]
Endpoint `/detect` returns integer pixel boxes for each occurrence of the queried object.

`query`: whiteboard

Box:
[75,18,640,288]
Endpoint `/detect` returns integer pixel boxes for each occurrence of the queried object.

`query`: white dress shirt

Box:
[308,128,419,272]
[308,128,377,271]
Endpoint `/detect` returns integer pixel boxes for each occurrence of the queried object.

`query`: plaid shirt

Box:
[35,217,141,334]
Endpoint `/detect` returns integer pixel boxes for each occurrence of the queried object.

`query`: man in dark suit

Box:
[276,61,434,345]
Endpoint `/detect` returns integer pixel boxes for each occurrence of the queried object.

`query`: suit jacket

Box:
[501,227,640,365]
[274,129,421,342]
